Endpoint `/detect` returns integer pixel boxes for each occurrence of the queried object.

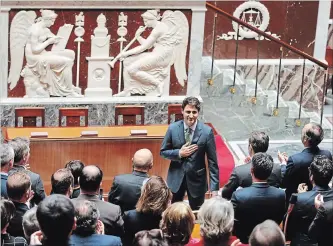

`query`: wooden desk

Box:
[3,123,218,195]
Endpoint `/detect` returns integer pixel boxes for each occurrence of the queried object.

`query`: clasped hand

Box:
[179,142,198,158]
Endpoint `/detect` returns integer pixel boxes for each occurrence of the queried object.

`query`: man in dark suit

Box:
[72,165,124,237]
[1,143,14,198]
[8,137,45,205]
[279,123,332,203]
[7,172,33,238]
[222,131,281,200]
[308,196,333,246]
[231,153,285,244]
[108,148,152,213]
[287,155,333,246]
[70,199,121,246]
[160,97,219,210]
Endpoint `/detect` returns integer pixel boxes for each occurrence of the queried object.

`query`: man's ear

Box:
[250,167,254,177]
[72,217,77,231]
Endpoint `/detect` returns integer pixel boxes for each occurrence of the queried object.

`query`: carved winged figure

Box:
[114,9,189,97]
[8,10,82,97]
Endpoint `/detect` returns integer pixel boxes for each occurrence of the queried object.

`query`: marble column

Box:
[187,6,206,97]
[0,8,10,100]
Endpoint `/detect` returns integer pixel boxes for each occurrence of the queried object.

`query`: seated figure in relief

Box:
[114,9,189,97]
[8,9,82,97]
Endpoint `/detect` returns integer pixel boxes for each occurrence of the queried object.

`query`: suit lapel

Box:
[192,121,203,144]
[178,120,186,145]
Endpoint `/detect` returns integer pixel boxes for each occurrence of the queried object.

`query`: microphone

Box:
[284,193,298,236]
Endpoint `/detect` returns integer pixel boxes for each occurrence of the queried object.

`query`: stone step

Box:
[263,90,289,117]
[307,112,333,131]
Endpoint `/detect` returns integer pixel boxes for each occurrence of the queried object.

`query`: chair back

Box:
[15,107,45,127]
[168,104,183,124]
[115,105,145,125]
[59,108,88,127]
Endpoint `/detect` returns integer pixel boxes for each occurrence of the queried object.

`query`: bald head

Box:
[80,165,103,192]
[133,149,153,171]
[301,123,324,148]
[249,220,285,246]
[51,168,74,196]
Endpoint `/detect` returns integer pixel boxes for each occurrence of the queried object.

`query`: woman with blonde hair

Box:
[123,176,172,245]
[160,202,195,246]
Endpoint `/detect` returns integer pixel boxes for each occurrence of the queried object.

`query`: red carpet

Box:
[215,135,235,187]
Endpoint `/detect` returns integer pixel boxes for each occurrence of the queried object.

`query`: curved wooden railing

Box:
[206,2,328,69]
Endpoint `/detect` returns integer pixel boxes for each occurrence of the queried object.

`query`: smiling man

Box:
[160,97,219,210]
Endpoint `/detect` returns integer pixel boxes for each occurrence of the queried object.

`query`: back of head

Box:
[133,149,153,171]
[136,176,172,215]
[251,153,274,180]
[73,199,99,236]
[65,160,84,186]
[1,143,14,168]
[249,131,269,154]
[198,197,234,244]
[23,206,39,241]
[7,171,31,201]
[37,194,75,244]
[9,137,30,164]
[1,198,16,231]
[51,168,74,195]
[249,220,285,246]
[301,123,324,148]
[160,202,195,245]
[182,97,201,112]
[79,165,103,192]
[309,155,333,187]
[133,229,168,246]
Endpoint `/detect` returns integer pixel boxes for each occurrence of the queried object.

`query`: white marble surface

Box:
[0,9,9,99]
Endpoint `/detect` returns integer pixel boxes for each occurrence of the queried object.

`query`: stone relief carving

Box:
[111,9,189,97]
[8,10,83,97]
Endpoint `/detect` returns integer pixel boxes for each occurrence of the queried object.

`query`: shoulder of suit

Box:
[235,162,251,173]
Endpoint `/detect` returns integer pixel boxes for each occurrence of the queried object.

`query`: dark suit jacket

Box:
[73,194,124,237]
[1,173,8,198]
[108,171,149,213]
[70,234,122,246]
[222,161,282,200]
[281,147,332,202]
[123,209,162,246]
[288,186,333,246]
[308,200,333,246]
[160,120,219,198]
[7,201,30,237]
[9,165,46,205]
[231,182,285,243]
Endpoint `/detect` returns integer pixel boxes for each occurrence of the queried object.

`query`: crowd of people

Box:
[1,97,332,246]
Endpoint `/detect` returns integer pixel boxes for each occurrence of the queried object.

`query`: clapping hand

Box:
[297,183,308,193]
[179,142,198,158]
[278,150,288,164]
[230,239,241,246]
[30,230,43,245]
[314,194,324,209]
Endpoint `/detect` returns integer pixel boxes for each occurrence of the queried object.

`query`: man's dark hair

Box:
[309,155,333,187]
[251,153,274,180]
[51,168,74,195]
[37,194,75,245]
[249,131,269,153]
[7,171,31,201]
[65,160,84,186]
[79,165,103,192]
[181,97,201,112]
[133,229,168,246]
[73,200,99,236]
[1,198,16,230]
[302,123,324,148]
[249,220,285,246]
[23,206,40,241]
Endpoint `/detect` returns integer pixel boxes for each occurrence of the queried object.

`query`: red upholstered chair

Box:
[15,107,45,127]
[168,104,183,124]
[115,105,145,125]
[59,108,88,127]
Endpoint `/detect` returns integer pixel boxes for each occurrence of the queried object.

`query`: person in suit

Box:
[123,176,172,246]
[7,171,33,238]
[9,137,46,205]
[249,220,285,246]
[278,123,332,203]
[50,168,74,197]
[108,148,153,213]
[160,96,219,210]
[70,199,122,246]
[72,165,124,237]
[222,131,281,200]
[1,143,14,199]
[65,160,84,199]
[308,195,333,246]
[286,155,333,246]
[231,153,285,244]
